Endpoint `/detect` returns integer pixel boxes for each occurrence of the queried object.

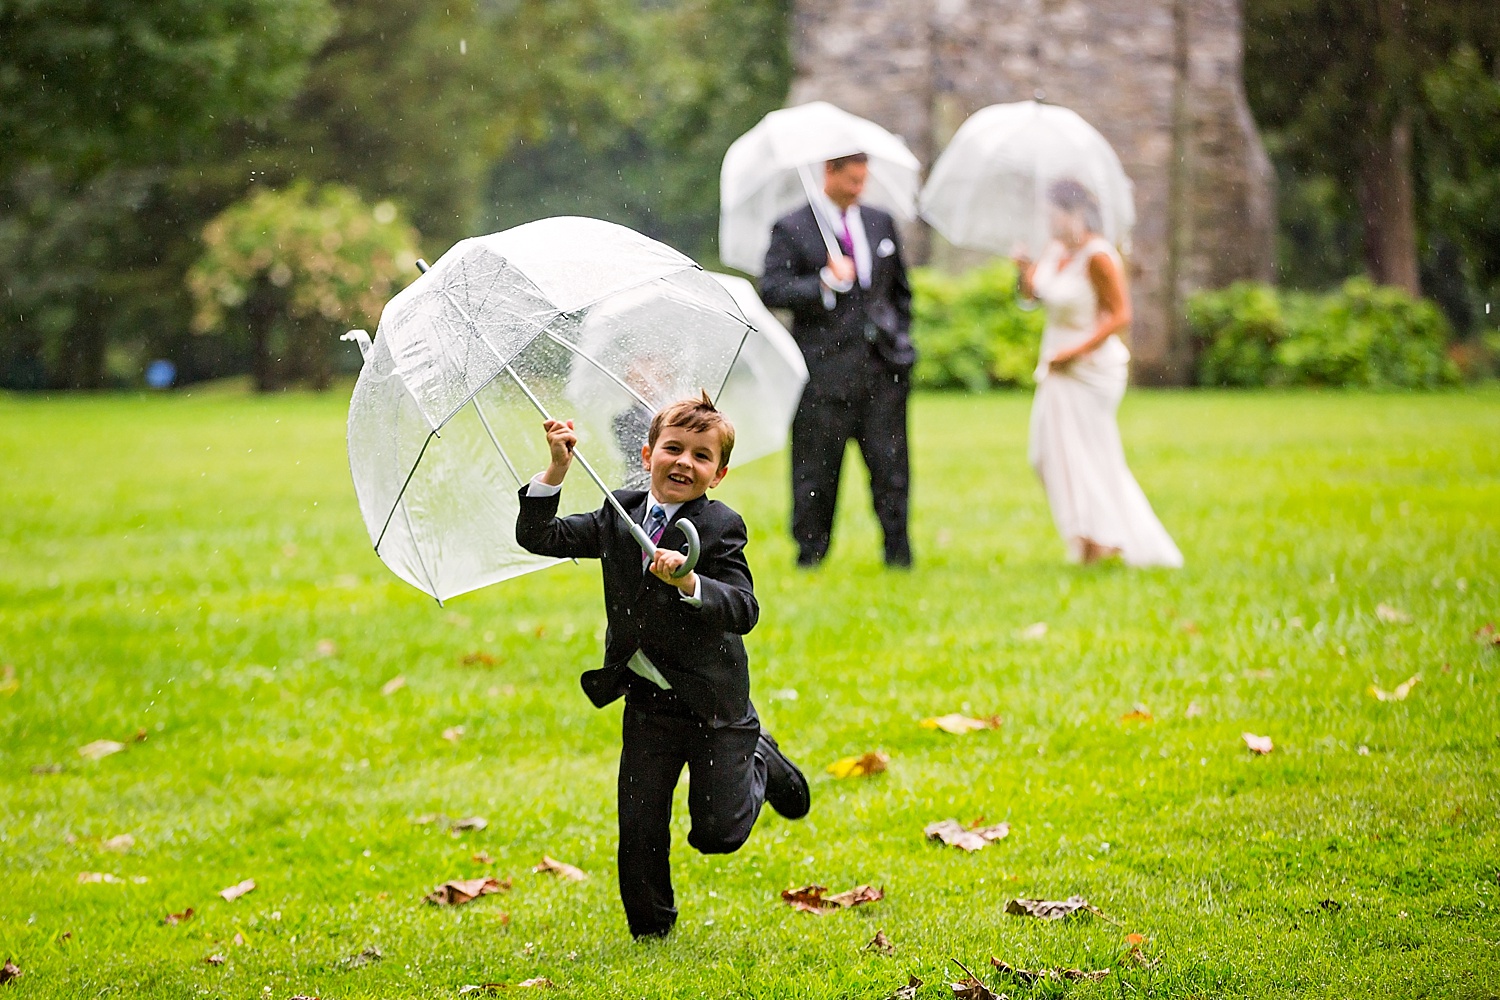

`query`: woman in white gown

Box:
[1017,179,1183,567]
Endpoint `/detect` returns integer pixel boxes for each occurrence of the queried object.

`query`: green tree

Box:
[187,182,419,391]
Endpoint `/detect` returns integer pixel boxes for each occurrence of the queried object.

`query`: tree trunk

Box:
[56,290,110,390]
[1358,113,1421,296]
[246,279,281,393]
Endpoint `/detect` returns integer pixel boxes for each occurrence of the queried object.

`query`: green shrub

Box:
[1189,278,1460,388]
[910,260,1045,391]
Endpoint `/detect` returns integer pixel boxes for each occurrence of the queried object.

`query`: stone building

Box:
[788,0,1276,384]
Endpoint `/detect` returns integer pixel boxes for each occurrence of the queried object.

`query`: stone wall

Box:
[787,0,1275,384]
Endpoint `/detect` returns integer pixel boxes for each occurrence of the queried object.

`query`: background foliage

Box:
[909,262,1045,391]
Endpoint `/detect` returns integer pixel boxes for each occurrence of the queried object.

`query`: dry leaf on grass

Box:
[827,751,889,778]
[338,946,383,968]
[462,652,498,667]
[0,664,17,696]
[1477,624,1499,647]
[381,675,407,695]
[219,879,256,902]
[232,932,245,946]
[1004,896,1092,920]
[1018,622,1048,640]
[921,714,1002,735]
[1,961,20,983]
[442,726,466,742]
[162,908,194,925]
[101,834,135,853]
[78,740,126,760]
[450,816,488,832]
[203,954,226,966]
[533,856,587,881]
[865,929,895,955]
[472,851,495,865]
[425,877,510,905]
[1242,732,1274,754]
[925,819,1010,852]
[1370,675,1420,701]
[948,959,1003,1000]
[881,976,922,1000]
[315,639,339,658]
[77,872,121,884]
[458,979,554,993]
[780,884,883,913]
[990,958,1109,984]
[1120,704,1154,723]
[1185,701,1205,718]
[1376,603,1412,624]
[31,763,62,775]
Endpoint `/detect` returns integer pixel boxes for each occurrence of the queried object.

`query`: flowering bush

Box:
[187,182,419,389]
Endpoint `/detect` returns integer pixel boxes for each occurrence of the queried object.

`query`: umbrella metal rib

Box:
[542,329,655,414]
[471,397,526,489]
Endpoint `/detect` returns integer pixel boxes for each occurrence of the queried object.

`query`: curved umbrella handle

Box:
[670,518,701,579]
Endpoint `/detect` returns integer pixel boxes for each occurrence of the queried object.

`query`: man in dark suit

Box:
[515,394,809,940]
[760,152,915,568]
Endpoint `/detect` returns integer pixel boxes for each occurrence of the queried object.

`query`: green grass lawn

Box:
[2,386,1498,999]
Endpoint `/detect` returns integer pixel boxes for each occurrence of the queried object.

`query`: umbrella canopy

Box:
[719,101,920,275]
[706,273,807,466]
[346,216,750,603]
[920,101,1135,256]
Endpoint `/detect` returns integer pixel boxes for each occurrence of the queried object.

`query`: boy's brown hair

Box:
[647,390,735,469]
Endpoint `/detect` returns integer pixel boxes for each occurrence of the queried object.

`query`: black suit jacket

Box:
[515,487,758,727]
[759,203,915,392]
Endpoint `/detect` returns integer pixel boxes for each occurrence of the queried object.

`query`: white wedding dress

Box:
[1028,237,1183,567]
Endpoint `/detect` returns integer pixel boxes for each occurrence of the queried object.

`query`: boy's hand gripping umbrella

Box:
[344,216,751,604]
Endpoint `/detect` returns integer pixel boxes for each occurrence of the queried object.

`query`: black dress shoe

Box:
[756,731,810,819]
[796,552,824,569]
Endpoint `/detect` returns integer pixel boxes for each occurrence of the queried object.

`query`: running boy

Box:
[515,392,809,939]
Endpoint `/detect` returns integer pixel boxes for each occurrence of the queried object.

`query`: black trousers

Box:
[790,364,911,563]
[617,686,765,938]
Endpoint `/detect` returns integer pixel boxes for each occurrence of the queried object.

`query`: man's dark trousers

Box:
[617,683,766,938]
[791,355,910,565]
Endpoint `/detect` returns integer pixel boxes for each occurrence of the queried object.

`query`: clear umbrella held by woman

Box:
[1016,180,1182,567]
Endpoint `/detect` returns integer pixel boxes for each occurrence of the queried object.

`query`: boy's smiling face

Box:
[642,424,728,504]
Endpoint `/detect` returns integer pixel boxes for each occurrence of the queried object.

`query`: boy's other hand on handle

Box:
[541,418,577,486]
[648,549,696,595]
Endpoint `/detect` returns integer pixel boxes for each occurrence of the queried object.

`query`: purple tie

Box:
[838,212,854,257]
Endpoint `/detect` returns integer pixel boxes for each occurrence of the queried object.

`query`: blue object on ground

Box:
[145,359,177,389]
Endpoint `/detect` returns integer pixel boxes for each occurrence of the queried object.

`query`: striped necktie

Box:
[642,504,666,569]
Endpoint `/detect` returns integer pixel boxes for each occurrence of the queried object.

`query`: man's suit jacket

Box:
[515,487,758,727]
[759,203,914,394]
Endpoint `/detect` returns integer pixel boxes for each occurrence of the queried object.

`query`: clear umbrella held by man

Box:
[759,153,915,568]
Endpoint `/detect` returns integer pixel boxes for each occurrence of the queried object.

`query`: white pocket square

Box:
[876,237,896,258]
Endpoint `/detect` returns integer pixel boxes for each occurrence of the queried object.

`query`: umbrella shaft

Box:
[502,364,658,557]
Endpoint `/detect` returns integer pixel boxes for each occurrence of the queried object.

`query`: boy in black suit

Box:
[515,392,810,939]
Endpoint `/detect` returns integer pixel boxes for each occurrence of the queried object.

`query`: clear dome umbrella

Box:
[920,100,1135,256]
[343,216,752,604]
[719,101,921,276]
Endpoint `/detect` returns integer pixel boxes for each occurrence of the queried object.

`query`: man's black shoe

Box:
[757,731,810,820]
[796,552,823,569]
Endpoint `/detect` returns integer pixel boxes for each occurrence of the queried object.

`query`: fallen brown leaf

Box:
[450,816,488,833]
[990,957,1109,984]
[314,639,339,658]
[1242,732,1274,754]
[472,851,496,865]
[203,954,226,966]
[30,763,62,775]
[78,740,126,761]
[232,932,245,946]
[865,929,895,955]
[133,728,148,742]
[1120,703,1154,723]
[338,945,383,968]
[459,980,555,995]
[442,726,466,742]
[948,959,1003,999]
[101,833,135,853]
[462,652,498,667]
[881,975,922,1000]
[0,664,17,696]
[0,961,20,984]
[1369,675,1420,701]
[412,813,446,825]
[534,856,588,881]
[1124,945,1157,969]
[1185,701,1205,719]
[1125,932,1148,945]
[380,675,407,696]
[77,872,121,883]
[780,883,883,913]
[1477,623,1499,647]
[827,750,889,778]
[162,908,194,925]
[57,932,71,944]
[925,819,1010,852]
[1004,896,1091,920]
[425,877,510,906]
[921,714,1002,735]
[1376,603,1412,624]
[219,879,256,902]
